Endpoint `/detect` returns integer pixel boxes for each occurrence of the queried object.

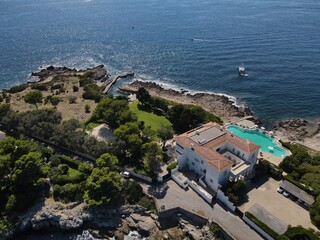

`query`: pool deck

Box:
[261,152,284,166]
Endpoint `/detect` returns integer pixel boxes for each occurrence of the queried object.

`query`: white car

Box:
[121,171,130,178]
[277,187,284,194]
[282,191,290,198]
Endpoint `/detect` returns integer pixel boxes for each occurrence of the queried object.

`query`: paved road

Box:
[143,181,263,240]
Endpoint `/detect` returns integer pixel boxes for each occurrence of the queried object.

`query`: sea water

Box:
[1,0,320,125]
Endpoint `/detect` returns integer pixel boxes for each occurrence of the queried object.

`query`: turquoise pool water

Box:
[227,126,288,157]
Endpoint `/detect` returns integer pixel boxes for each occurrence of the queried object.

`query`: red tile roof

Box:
[175,122,260,172]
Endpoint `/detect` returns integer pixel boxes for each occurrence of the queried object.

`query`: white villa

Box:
[175,122,260,192]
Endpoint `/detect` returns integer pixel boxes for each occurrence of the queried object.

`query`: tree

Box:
[157,125,174,148]
[142,142,163,172]
[24,90,43,109]
[96,153,119,168]
[136,87,152,107]
[84,168,123,206]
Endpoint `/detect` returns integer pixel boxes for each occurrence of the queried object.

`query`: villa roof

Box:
[175,122,260,172]
[176,134,233,172]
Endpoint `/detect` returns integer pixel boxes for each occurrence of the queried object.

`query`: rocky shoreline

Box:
[30,64,108,83]
[120,80,253,122]
[7,199,217,240]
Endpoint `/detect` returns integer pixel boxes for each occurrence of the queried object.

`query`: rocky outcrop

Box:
[121,80,253,121]
[273,118,319,141]
[31,65,108,82]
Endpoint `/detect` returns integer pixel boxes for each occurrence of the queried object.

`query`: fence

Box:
[243,215,274,240]
[216,190,236,212]
[188,180,213,204]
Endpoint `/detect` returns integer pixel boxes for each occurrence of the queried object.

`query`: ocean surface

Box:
[1,0,320,125]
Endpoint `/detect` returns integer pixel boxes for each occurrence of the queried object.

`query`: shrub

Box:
[31,84,48,91]
[82,84,102,102]
[279,226,319,240]
[73,85,79,92]
[85,104,91,113]
[7,84,28,93]
[167,161,178,171]
[245,212,279,239]
[124,181,144,204]
[69,96,77,104]
[138,195,156,213]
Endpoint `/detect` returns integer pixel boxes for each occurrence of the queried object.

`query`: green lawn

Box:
[129,101,172,131]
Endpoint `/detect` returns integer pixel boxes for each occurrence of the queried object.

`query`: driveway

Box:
[239,177,316,230]
[142,181,263,240]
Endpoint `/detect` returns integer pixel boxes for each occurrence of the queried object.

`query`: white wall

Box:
[205,165,220,191]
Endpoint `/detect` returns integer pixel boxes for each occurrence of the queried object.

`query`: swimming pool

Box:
[227,126,288,158]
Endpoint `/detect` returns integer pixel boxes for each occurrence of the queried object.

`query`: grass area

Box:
[85,122,101,131]
[68,167,82,178]
[129,101,172,131]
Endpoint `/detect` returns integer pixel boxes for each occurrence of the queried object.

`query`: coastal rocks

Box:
[29,202,85,230]
[31,65,108,82]
[273,118,319,140]
[121,80,252,121]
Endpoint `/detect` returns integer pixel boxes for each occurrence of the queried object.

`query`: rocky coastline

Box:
[120,80,253,122]
[7,200,217,240]
[30,64,108,83]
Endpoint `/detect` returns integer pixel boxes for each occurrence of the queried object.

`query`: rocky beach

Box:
[120,80,253,123]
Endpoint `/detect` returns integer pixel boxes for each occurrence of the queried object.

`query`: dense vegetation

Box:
[0,107,107,157]
[279,142,320,228]
[136,87,222,133]
[0,137,49,232]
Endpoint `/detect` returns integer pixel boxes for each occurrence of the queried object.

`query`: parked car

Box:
[121,171,130,178]
[277,187,284,194]
[283,191,290,198]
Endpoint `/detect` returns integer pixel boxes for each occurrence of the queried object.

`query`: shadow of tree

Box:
[147,183,169,199]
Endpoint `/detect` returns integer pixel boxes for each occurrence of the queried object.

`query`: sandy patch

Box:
[91,124,115,142]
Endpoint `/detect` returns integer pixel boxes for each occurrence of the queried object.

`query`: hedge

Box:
[245,212,279,239]
[60,155,81,170]
[279,227,319,240]
[167,161,178,171]
[284,174,314,196]
[7,84,28,93]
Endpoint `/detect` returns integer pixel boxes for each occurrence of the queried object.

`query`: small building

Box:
[175,122,260,192]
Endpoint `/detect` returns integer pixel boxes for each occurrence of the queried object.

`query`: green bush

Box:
[245,212,279,239]
[31,84,48,91]
[279,226,319,240]
[82,84,102,102]
[284,175,314,195]
[167,161,178,171]
[73,85,79,92]
[138,195,156,213]
[7,84,28,93]
[124,181,144,204]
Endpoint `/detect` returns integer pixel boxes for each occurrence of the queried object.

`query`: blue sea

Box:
[1,0,320,125]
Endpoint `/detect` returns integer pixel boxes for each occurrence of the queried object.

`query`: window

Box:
[210,179,213,183]
[224,171,227,176]
[191,162,195,166]
[201,160,204,164]
[177,143,184,149]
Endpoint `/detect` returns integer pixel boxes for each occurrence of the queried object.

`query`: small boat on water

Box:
[238,66,246,76]
[238,64,249,77]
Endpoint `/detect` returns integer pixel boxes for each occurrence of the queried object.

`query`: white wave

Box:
[128,76,246,109]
